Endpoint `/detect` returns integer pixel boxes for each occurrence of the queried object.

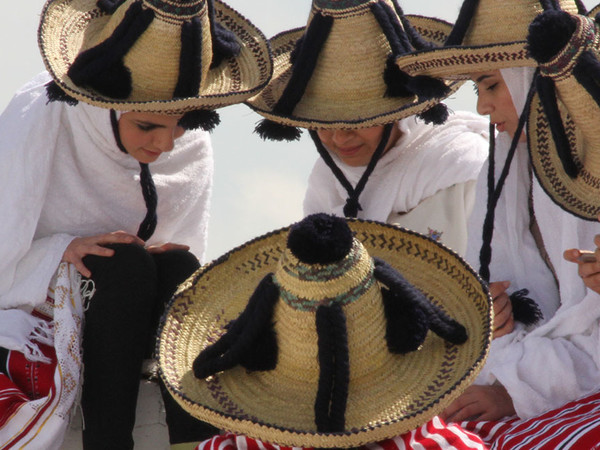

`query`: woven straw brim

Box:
[38,0,272,113]
[246,16,462,130]
[158,220,492,448]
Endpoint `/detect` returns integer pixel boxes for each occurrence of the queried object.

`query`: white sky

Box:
[1,1,595,261]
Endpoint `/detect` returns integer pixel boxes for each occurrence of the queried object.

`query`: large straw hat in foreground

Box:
[38,0,272,116]
[158,214,492,448]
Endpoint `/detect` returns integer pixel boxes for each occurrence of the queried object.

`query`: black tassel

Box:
[287,214,353,265]
[96,0,127,14]
[254,119,302,141]
[206,0,241,68]
[315,303,349,433]
[374,258,468,346]
[45,81,79,106]
[174,17,203,99]
[536,75,579,178]
[381,287,429,354]
[445,0,480,45]
[527,10,577,64]
[68,2,154,99]
[573,51,600,111]
[178,109,221,132]
[417,103,449,125]
[193,274,279,379]
[510,289,543,326]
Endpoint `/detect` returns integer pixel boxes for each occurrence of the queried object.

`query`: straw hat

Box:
[158,214,492,448]
[396,0,583,79]
[526,8,600,220]
[246,0,463,140]
[38,0,272,116]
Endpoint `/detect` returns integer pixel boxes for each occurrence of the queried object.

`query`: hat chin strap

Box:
[309,123,394,218]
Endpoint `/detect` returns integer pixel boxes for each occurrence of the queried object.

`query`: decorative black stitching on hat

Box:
[445,0,480,46]
[193,274,280,379]
[97,0,127,14]
[68,2,155,99]
[315,302,349,433]
[207,0,241,68]
[536,75,579,178]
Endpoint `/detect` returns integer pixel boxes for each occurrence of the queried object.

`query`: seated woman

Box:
[393,0,600,435]
[0,0,272,448]
[247,0,489,258]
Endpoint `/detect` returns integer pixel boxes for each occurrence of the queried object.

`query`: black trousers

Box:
[81,243,218,449]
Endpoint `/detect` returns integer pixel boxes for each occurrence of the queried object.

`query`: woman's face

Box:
[118,112,185,164]
[316,125,401,167]
[472,70,525,142]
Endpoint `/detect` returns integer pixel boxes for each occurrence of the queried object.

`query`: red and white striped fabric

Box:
[196,417,489,450]
[462,391,600,449]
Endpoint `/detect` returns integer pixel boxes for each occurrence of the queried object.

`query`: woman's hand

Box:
[564,234,600,295]
[145,242,190,254]
[490,281,514,338]
[62,231,145,277]
[440,384,516,423]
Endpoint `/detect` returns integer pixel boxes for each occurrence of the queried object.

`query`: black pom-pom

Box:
[254,119,302,141]
[287,214,353,265]
[527,10,577,63]
[418,103,449,125]
[45,81,79,106]
[410,75,451,100]
[178,109,221,131]
[510,289,543,326]
[382,288,429,354]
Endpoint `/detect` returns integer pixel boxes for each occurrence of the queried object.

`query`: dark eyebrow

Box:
[135,120,166,128]
[475,74,493,84]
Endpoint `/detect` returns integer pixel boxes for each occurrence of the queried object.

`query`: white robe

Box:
[467,68,600,419]
[303,111,489,255]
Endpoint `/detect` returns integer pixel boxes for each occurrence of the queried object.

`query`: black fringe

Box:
[193,274,279,379]
[287,214,353,265]
[509,289,544,326]
[445,0,480,45]
[418,103,449,125]
[68,2,154,99]
[254,119,302,141]
[536,75,579,178]
[174,17,203,99]
[178,109,221,132]
[315,303,349,433]
[207,0,241,68]
[527,10,576,64]
[45,81,79,106]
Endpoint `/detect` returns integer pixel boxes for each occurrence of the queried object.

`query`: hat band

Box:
[540,15,597,79]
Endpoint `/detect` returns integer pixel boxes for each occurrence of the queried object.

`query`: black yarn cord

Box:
[308,123,394,218]
[109,110,158,241]
[479,72,538,281]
